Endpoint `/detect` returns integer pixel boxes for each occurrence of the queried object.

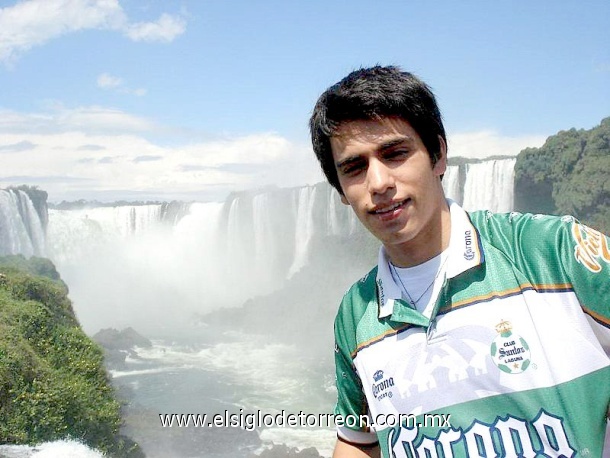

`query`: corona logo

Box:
[464,230,475,260]
[377,278,386,305]
[371,369,394,400]
[388,410,576,458]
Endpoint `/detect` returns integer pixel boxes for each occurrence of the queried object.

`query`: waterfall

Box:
[218,184,360,285]
[46,202,223,332]
[252,192,278,271]
[326,185,359,237]
[288,186,318,277]
[0,189,46,257]
[3,157,517,332]
[443,159,516,212]
[220,190,291,295]
[225,195,246,276]
[461,158,516,212]
[442,165,464,205]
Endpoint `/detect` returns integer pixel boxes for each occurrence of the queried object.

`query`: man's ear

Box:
[340,193,349,205]
[433,136,448,176]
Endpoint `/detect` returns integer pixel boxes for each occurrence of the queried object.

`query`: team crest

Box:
[490,319,531,374]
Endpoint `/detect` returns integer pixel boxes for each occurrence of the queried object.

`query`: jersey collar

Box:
[376,200,485,321]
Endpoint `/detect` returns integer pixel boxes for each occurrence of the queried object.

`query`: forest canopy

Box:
[514,117,610,232]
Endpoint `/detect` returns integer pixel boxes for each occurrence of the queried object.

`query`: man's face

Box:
[330,116,447,266]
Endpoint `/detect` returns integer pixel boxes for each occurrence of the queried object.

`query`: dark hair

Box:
[309,65,446,194]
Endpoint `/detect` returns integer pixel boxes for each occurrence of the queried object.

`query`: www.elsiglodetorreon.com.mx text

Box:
[159,410,451,431]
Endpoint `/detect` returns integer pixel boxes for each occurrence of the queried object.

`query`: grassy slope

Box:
[0,255,141,457]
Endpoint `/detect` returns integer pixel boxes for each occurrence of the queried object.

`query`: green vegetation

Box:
[0,256,142,457]
[514,117,610,232]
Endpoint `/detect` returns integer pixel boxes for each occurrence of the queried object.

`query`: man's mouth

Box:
[370,198,410,215]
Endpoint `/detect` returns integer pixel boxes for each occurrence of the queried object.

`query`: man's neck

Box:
[385,198,451,268]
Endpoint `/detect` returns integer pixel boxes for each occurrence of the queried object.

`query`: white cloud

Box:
[448,130,546,159]
[97,73,123,89]
[0,106,156,134]
[125,13,186,43]
[96,73,147,96]
[0,0,186,64]
[0,107,322,202]
[56,106,156,132]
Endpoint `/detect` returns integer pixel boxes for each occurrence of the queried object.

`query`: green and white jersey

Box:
[334,202,610,457]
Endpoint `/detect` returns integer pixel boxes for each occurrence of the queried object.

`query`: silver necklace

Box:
[390,253,449,308]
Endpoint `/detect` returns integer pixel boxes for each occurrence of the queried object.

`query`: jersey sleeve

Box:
[558,218,610,355]
[473,211,610,356]
[333,293,378,446]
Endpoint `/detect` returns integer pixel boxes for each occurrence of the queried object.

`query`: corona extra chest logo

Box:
[490,319,531,374]
[372,370,395,401]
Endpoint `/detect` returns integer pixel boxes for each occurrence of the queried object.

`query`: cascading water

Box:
[442,158,516,212]
[43,184,360,333]
[288,185,318,277]
[252,192,277,270]
[442,165,464,205]
[461,158,516,212]
[326,185,359,237]
[46,202,217,333]
[0,188,46,257]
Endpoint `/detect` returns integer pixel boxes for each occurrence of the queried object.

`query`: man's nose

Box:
[366,158,394,195]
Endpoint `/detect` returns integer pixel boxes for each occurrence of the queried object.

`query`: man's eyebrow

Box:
[335,155,363,170]
[378,136,413,151]
[335,135,414,169]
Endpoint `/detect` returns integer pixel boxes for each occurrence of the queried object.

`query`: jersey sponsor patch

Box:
[372,370,395,401]
[463,230,475,260]
[571,222,610,273]
[386,409,576,458]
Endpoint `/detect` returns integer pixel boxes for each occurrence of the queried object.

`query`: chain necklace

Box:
[389,253,449,308]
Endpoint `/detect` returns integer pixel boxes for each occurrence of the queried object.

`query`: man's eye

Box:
[340,162,365,175]
[385,149,409,160]
[342,166,361,175]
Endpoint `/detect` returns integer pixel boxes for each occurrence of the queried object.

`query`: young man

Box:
[309,66,610,458]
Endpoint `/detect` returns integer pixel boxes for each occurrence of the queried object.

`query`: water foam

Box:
[0,440,104,458]
[124,337,310,412]
[258,427,335,458]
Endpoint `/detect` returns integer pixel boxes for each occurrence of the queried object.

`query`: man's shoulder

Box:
[342,265,378,303]
[334,265,381,350]
[467,210,573,244]
[466,210,599,278]
[336,266,379,322]
[468,209,570,227]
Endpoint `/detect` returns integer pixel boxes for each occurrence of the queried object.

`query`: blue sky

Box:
[0,0,608,203]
